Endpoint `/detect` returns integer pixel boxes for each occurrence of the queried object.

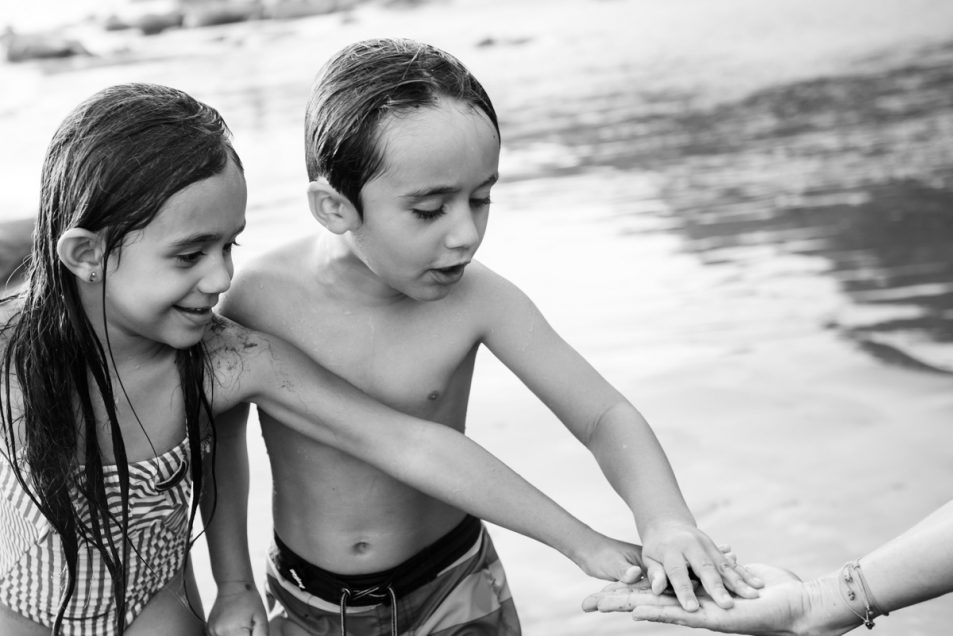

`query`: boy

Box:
[207,38,761,635]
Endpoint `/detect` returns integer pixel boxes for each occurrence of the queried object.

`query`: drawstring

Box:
[339,588,350,636]
[338,585,399,636]
[388,586,398,635]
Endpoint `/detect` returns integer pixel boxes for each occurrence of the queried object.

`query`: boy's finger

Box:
[716,561,762,598]
[688,554,736,609]
[662,559,700,611]
[733,561,765,590]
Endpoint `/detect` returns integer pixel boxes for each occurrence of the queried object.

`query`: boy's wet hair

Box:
[2,82,240,634]
[305,38,499,215]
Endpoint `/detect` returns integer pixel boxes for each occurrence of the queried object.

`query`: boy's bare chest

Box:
[279,300,478,416]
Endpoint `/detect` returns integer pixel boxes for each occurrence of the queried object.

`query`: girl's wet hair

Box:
[305,37,499,215]
[0,82,241,634]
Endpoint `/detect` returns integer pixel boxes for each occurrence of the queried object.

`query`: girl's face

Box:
[101,158,246,353]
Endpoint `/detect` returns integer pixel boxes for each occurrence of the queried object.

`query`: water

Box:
[1,1,952,634]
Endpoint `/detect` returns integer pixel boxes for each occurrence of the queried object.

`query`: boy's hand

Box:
[640,523,763,611]
[207,581,268,636]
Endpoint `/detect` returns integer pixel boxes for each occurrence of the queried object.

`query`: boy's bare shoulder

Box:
[460,260,534,309]
[222,237,313,325]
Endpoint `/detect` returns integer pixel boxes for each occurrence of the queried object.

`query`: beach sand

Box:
[1,1,952,633]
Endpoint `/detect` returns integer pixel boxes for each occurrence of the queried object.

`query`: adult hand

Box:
[584,563,806,636]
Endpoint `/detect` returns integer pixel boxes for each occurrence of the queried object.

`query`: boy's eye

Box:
[224,240,240,254]
[471,196,492,208]
[412,206,445,221]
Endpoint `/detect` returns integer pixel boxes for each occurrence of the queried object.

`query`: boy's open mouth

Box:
[433,263,467,276]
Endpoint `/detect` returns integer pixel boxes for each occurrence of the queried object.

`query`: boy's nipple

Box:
[427,391,439,401]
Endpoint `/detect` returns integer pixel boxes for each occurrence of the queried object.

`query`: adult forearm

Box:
[798,499,953,636]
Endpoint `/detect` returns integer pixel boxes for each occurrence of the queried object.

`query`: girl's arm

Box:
[201,403,267,636]
[206,317,641,583]
[583,499,953,635]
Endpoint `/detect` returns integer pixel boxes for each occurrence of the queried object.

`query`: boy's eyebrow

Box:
[400,173,499,199]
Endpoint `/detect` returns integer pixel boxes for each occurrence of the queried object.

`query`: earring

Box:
[89,271,98,282]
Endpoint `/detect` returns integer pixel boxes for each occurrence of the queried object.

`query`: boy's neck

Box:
[313,231,408,306]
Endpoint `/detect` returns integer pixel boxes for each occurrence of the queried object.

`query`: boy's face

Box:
[352,97,500,301]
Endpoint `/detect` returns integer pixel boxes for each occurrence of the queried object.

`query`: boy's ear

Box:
[307,179,361,234]
[56,228,105,284]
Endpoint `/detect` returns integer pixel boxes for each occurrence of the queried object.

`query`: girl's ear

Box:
[56,228,105,284]
[307,179,361,234]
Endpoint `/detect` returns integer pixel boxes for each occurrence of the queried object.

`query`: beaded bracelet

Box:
[839,560,889,629]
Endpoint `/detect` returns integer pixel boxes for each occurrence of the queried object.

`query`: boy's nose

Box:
[444,208,481,250]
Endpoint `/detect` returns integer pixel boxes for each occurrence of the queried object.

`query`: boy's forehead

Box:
[372,100,500,189]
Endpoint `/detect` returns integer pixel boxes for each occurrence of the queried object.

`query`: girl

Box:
[0,83,641,635]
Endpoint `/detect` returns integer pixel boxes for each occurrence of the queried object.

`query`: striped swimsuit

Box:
[0,436,201,635]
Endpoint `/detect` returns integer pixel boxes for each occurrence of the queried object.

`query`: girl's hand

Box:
[572,532,645,584]
[640,522,763,611]
[207,581,268,636]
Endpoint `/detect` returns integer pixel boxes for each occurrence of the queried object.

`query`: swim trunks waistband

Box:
[271,514,481,606]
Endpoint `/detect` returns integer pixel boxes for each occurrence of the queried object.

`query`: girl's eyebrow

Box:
[169,223,246,248]
[169,232,220,248]
[400,173,498,200]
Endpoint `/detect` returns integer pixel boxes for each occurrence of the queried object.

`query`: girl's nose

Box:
[198,255,233,295]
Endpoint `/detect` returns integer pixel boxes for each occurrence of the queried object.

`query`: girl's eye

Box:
[176,251,204,265]
[224,240,240,254]
[471,196,492,208]
[412,206,445,221]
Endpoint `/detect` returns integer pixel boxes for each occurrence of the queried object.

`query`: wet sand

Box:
[2,0,953,633]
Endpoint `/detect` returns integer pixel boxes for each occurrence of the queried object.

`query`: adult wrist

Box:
[796,575,864,636]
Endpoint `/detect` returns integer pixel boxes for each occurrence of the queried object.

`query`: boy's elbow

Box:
[580,400,637,447]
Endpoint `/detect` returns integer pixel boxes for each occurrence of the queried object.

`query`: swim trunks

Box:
[0,435,204,635]
[267,515,522,635]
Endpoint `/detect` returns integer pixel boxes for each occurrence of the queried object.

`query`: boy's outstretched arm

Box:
[209,318,642,583]
[480,271,762,611]
[201,403,268,636]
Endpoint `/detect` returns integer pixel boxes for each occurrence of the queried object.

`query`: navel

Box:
[352,541,370,554]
